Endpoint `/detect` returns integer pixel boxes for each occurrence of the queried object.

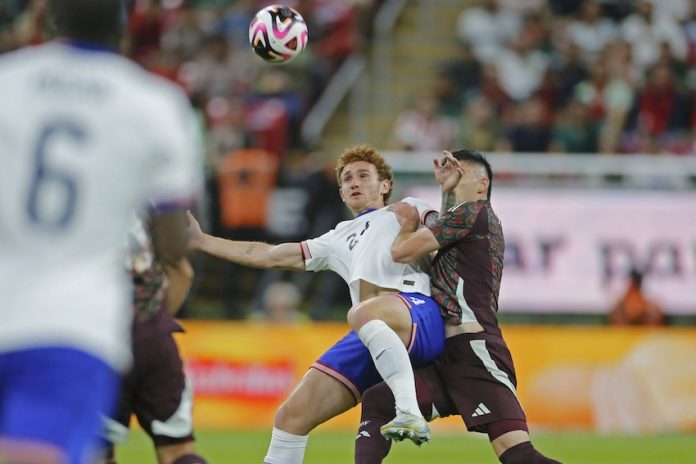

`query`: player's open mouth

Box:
[351,192,362,197]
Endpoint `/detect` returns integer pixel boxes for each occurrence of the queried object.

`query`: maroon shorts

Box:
[111,310,193,447]
[414,332,526,433]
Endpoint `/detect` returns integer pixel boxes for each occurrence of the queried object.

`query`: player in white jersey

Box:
[188,144,445,463]
[0,1,201,463]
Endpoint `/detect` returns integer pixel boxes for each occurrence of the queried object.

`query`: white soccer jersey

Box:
[0,42,202,370]
[301,197,435,305]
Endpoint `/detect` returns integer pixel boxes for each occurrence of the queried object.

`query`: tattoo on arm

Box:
[244,244,256,255]
[440,191,457,217]
[424,211,439,228]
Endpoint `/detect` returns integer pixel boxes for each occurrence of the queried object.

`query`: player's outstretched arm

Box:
[186,211,304,270]
[388,202,440,263]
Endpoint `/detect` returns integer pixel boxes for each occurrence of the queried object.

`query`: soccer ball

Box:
[248,5,308,64]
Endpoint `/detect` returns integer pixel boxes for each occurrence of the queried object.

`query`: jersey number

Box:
[346,221,370,251]
[26,121,88,229]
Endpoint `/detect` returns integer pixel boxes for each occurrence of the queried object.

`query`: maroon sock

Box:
[499,441,562,464]
[354,382,394,464]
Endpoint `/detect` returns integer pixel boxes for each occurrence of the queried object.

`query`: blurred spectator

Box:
[574,63,633,152]
[601,39,639,85]
[634,63,690,137]
[128,0,165,64]
[207,96,247,166]
[441,42,483,100]
[494,25,549,101]
[549,99,598,153]
[389,94,458,152]
[502,97,551,152]
[302,0,360,102]
[8,0,47,47]
[245,69,304,158]
[432,69,463,117]
[565,0,618,64]
[644,0,692,23]
[608,269,665,326]
[498,0,545,15]
[550,42,588,105]
[249,280,308,324]
[456,0,521,63]
[684,7,696,64]
[161,3,208,61]
[547,0,582,16]
[218,0,257,52]
[619,0,687,72]
[458,95,506,152]
[478,63,513,113]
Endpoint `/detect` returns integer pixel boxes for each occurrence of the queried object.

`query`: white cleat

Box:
[380,411,431,446]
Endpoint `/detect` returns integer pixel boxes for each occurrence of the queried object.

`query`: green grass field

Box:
[115,429,696,463]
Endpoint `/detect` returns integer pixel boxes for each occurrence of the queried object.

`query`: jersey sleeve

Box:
[427,201,485,248]
[301,228,336,272]
[145,86,204,212]
[401,197,437,225]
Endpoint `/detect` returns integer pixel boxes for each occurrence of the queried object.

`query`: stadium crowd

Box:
[391,0,696,156]
[2,0,692,319]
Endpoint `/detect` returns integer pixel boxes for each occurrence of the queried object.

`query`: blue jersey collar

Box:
[356,208,377,218]
[59,39,117,54]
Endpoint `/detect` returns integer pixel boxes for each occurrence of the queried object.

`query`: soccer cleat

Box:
[380,411,431,446]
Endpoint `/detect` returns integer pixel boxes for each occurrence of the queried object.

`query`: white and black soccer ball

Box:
[248,5,308,64]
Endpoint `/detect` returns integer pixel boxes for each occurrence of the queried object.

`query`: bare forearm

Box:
[391,220,419,262]
[197,234,274,268]
[440,189,457,217]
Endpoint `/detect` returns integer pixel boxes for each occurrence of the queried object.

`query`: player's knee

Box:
[171,454,207,464]
[274,399,311,433]
[347,301,374,329]
[362,382,395,419]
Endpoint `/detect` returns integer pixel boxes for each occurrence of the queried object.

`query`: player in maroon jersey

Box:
[101,215,207,464]
[355,149,560,464]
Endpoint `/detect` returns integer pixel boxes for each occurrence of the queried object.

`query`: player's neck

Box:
[352,202,384,217]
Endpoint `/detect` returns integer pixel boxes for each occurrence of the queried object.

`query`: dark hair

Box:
[450,148,493,199]
[48,0,124,47]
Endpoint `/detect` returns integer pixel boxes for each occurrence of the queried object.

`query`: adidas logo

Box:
[471,402,491,417]
[356,430,371,440]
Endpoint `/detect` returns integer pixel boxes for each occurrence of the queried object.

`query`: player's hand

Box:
[186,210,204,250]
[434,151,463,192]
[388,202,420,231]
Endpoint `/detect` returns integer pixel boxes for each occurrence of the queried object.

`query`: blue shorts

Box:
[0,347,120,464]
[312,292,445,402]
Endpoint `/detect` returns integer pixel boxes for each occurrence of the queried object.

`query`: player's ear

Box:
[380,179,391,195]
[479,177,490,196]
[339,188,346,202]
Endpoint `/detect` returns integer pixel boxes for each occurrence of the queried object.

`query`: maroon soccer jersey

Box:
[125,216,167,322]
[427,199,504,334]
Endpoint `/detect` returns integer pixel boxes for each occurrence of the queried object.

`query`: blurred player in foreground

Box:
[355,150,559,464]
[188,144,445,463]
[0,0,201,462]
[101,215,206,464]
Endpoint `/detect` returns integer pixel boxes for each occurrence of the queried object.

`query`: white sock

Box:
[357,319,423,418]
[263,427,308,464]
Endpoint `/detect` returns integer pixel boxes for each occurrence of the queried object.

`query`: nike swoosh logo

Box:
[376,348,391,360]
